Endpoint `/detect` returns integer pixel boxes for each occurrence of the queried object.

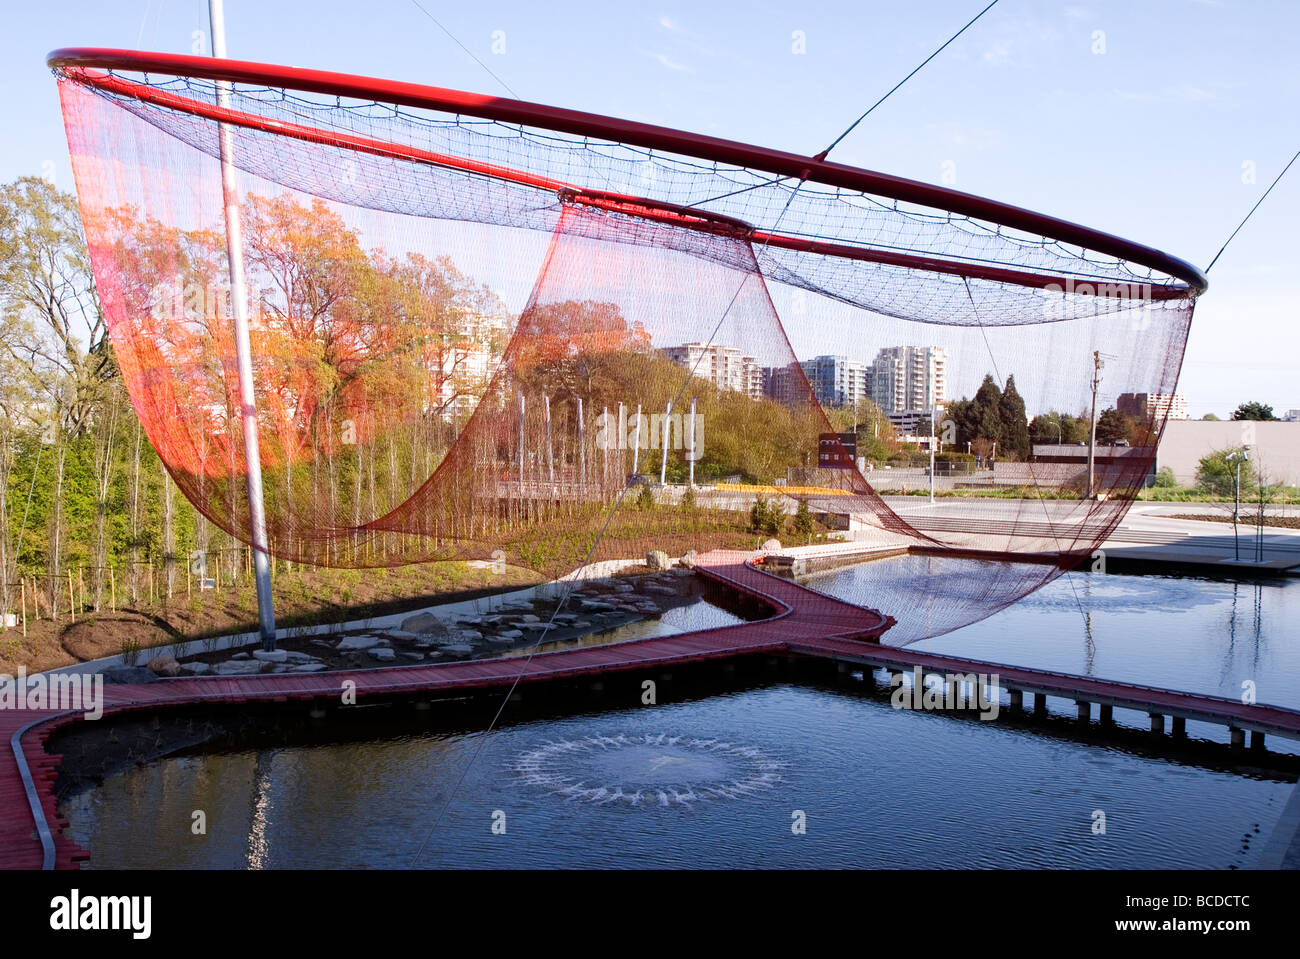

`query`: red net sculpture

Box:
[49,49,1204,643]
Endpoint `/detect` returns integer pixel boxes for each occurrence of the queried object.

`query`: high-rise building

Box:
[440,309,510,419]
[799,355,872,408]
[1116,392,1189,421]
[761,362,806,407]
[661,342,763,399]
[870,346,946,415]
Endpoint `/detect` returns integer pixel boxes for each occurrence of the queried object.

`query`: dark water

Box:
[61,565,1300,869]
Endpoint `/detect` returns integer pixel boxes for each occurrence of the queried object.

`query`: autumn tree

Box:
[0,177,109,615]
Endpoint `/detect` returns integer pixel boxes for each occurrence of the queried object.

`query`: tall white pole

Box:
[210,0,275,649]
[576,397,585,486]
[517,393,526,477]
[659,400,672,486]
[688,397,696,488]
[544,394,554,483]
[630,404,642,476]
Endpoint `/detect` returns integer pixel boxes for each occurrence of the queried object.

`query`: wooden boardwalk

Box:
[2,548,1298,869]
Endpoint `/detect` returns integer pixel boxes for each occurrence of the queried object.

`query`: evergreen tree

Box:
[1096,408,1134,445]
[998,375,1031,460]
[973,374,1003,445]
[792,499,814,541]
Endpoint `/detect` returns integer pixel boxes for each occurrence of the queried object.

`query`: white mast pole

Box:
[210,0,276,649]
[630,404,642,476]
[659,400,672,486]
[688,397,696,488]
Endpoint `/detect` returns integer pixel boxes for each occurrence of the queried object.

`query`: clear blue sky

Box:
[3,0,1296,417]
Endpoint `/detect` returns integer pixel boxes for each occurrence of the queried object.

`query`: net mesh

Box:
[53,62,1198,644]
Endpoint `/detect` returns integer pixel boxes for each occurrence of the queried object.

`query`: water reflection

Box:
[60,684,1294,869]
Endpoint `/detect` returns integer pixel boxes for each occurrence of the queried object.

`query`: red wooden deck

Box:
[2,549,1297,869]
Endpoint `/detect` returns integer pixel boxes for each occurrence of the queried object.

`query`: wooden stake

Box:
[20,580,26,637]
[110,566,116,612]
[68,569,76,624]
[79,566,85,613]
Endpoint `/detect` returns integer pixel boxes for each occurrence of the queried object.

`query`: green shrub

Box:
[635,483,656,510]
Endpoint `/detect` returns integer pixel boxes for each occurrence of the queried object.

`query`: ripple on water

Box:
[510,734,787,805]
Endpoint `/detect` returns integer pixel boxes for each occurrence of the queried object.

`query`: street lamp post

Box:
[929,406,936,505]
[1226,447,1250,561]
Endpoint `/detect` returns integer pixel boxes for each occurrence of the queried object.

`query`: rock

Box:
[496,629,524,639]
[400,613,449,635]
[486,635,516,645]
[292,663,328,673]
[401,651,425,661]
[336,634,386,651]
[517,614,540,623]
[252,649,288,663]
[452,629,484,641]
[100,666,160,685]
[761,538,782,551]
[680,549,699,569]
[231,652,251,660]
[368,647,397,661]
[441,643,474,656]
[179,662,212,676]
[214,660,266,676]
[283,651,319,664]
[146,656,182,677]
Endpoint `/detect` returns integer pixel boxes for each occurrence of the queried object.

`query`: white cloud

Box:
[651,51,693,73]
[1114,84,1221,103]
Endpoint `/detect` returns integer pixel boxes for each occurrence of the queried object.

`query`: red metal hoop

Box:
[48,47,1208,299]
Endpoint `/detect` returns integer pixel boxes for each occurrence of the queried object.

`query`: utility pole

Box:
[210,0,276,650]
[1086,350,1103,499]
